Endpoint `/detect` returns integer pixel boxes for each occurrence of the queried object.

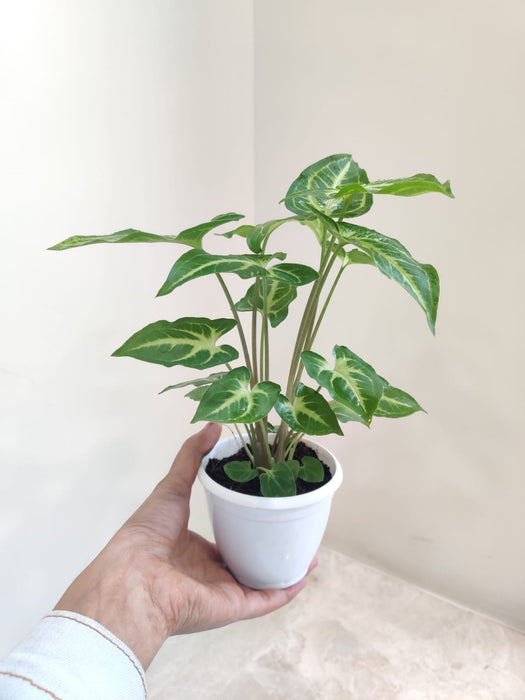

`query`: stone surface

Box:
[146,548,525,699]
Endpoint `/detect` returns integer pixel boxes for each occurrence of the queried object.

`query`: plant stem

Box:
[233,425,254,463]
[288,242,340,396]
[216,273,252,377]
[305,258,344,352]
[285,431,305,461]
[251,278,260,386]
[261,278,270,383]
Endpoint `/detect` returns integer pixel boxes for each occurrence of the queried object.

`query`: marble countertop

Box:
[146,548,525,699]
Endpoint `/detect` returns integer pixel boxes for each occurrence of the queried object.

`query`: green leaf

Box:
[192,367,280,424]
[337,174,454,199]
[112,318,238,369]
[246,218,298,253]
[184,385,212,401]
[275,384,343,436]
[159,371,227,396]
[215,224,254,240]
[49,229,181,251]
[172,212,245,248]
[260,462,297,497]
[224,460,259,483]
[288,460,301,479]
[375,378,424,418]
[341,249,375,267]
[299,456,325,483]
[302,346,383,425]
[157,249,281,296]
[329,401,366,424]
[235,279,298,327]
[267,263,318,287]
[48,213,246,251]
[284,154,373,219]
[338,222,439,333]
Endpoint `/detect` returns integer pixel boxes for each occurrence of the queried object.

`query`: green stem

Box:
[233,424,254,463]
[260,278,270,382]
[251,278,260,386]
[216,273,252,377]
[284,431,305,461]
[305,259,345,352]
[289,243,340,395]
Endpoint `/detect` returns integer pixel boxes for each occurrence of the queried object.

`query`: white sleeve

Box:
[0,610,147,700]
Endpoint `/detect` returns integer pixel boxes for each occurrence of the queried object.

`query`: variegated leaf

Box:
[157,249,281,296]
[375,378,424,418]
[284,154,373,219]
[267,263,318,286]
[157,249,317,296]
[192,367,280,424]
[49,213,245,251]
[159,371,227,396]
[246,217,298,253]
[336,174,454,199]
[49,229,181,251]
[235,279,297,327]
[215,224,254,240]
[329,400,367,425]
[171,212,245,248]
[260,462,297,497]
[338,222,439,333]
[302,346,383,425]
[112,318,238,369]
[275,384,343,436]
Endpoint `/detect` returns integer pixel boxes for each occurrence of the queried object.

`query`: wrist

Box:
[55,534,170,669]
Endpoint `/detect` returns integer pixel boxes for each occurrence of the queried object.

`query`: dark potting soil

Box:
[205,441,333,497]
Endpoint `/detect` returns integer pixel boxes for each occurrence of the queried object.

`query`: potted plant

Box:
[50,153,453,589]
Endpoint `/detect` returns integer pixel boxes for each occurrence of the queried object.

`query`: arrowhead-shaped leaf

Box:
[235,279,298,327]
[157,249,317,296]
[49,229,182,251]
[49,213,246,251]
[337,174,454,199]
[260,462,297,497]
[329,401,367,425]
[172,212,245,248]
[338,222,439,333]
[160,371,227,396]
[302,346,383,425]
[224,461,259,482]
[284,154,373,219]
[192,367,280,424]
[375,378,424,418]
[246,217,298,253]
[275,384,343,436]
[157,249,282,296]
[268,263,318,287]
[112,318,238,369]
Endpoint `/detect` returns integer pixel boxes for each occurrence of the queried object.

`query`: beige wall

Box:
[254,0,525,629]
[0,0,252,655]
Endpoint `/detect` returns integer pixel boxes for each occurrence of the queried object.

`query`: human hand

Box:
[55,423,315,669]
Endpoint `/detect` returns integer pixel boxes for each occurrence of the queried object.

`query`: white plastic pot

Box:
[198,434,343,590]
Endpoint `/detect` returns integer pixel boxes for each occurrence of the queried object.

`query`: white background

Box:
[1,0,524,655]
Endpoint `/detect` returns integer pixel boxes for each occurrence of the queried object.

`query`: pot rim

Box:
[198,434,343,510]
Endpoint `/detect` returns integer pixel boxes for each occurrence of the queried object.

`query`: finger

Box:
[157,422,222,499]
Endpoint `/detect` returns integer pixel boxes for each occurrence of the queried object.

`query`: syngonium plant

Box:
[51,154,453,497]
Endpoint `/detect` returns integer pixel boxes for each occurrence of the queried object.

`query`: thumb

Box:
[157,422,222,499]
